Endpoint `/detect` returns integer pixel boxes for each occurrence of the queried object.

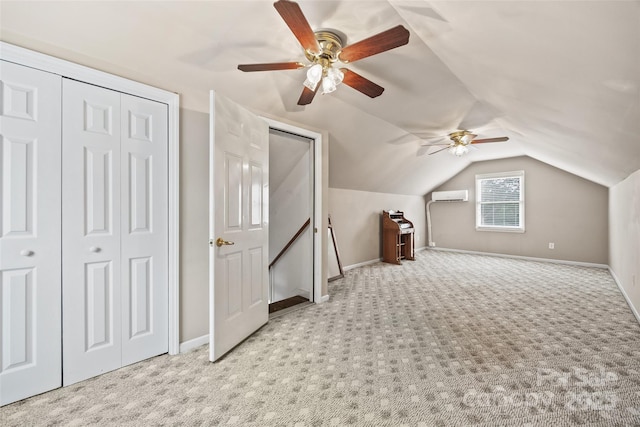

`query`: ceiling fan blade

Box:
[273,0,321,54]
[416,145,432,156]
[471,136,509,144]
[238,62,304,72]
[420,136,450,146]
[297,84,319,105]
[340,69,384,98]
[428,146,451,156]
[418,143,449,156]
[338,25,410,63]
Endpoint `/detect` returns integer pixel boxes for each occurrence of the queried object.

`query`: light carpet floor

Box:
[2,250,640,426]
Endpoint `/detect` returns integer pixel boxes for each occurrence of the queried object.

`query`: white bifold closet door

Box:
[0,61,62,406]
[62,79,168,386]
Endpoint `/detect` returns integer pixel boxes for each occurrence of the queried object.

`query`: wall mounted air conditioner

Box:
[431,190,468,202]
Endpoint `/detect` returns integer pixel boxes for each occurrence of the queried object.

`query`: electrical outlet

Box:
[548,242,555,249]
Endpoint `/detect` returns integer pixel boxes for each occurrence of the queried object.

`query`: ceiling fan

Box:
[237,0,410,105]
[423,130,509,156]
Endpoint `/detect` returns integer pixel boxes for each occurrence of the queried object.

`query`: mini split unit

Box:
[431,190,469,202]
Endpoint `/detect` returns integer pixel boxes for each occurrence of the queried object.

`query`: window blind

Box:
[476,171,524,231]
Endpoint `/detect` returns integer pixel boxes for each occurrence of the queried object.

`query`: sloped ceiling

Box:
[1,1,638,195]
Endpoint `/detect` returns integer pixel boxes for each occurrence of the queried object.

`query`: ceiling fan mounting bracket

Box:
[448,130,475,146]
[304,30,345,65]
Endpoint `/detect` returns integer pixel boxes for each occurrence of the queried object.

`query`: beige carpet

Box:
[2,250,640,426]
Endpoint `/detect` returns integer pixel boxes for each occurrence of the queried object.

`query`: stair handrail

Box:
[269,218,311,269]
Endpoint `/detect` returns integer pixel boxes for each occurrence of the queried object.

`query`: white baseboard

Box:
[344,258,381,271]
[179,334,209,353]
[318,294,330,303]
[609,268,640,325]
[296,288,311,300]
[343,246,429,272]
[426,246,609,269]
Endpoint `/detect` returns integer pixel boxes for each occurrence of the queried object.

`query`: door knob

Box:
[20,249,34,257]
[89,246,101,253]
[215,238,235,247]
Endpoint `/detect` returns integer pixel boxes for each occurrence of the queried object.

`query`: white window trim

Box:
[475,170,525,233]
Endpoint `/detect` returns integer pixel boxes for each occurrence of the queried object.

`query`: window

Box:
[475,170,525,232]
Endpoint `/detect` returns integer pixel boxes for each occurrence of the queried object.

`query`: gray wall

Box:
[329,188,427,267]
[427,156,608,264]
[179,109,210,342]
[609,168,640,317]
[270,147,312,302]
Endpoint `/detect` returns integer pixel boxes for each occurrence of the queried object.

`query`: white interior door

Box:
[0,61,62,405]
[209,91,269,362]
[62,79,122,385]
[120,93,168,366]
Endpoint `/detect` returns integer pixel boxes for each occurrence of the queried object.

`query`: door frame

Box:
[0,42,181,355]
[262,118,324,304]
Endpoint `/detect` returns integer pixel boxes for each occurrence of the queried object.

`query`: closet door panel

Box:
[62,79,122,386]
[0,61,62,406]
[120,94,168,365]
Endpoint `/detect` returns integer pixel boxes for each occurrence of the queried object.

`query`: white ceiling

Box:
[2,1,638,195]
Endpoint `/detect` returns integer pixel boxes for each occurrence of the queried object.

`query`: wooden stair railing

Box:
[269,218,311,269]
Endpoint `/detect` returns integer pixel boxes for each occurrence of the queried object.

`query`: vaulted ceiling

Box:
[2,1,639,195]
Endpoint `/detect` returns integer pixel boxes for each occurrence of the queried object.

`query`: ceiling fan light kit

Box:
[322,67,344,94]
[303,63,322,91]
[237,0,410,105]
[302,30,345,94]
[450,144,469,157]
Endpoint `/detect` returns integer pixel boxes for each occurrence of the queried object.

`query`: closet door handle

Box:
[20,249,34,257]
[89,246,101,253]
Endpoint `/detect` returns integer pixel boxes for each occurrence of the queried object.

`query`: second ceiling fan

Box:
[423,130,509,156]
[238,0,410,105]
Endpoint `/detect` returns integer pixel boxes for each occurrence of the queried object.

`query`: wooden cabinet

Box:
[382,210,415,264]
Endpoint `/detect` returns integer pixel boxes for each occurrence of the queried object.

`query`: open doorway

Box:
[268,128,314,313]
[209,94,325,361]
